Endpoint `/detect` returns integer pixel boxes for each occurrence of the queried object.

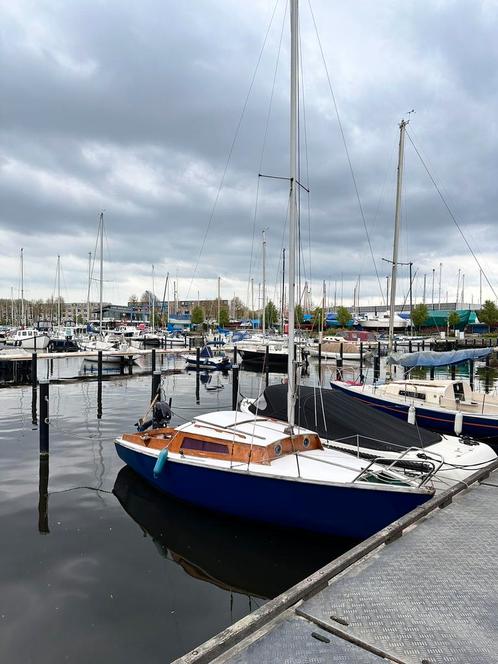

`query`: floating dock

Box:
[175,461,498,664]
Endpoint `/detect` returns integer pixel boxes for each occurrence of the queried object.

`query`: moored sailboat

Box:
[115,0,439,540]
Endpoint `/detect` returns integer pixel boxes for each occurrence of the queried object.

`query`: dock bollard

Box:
[359,342,364,382]
[38,455,49,534]
[151,348,156,373]
[336,357,343,381]
[31,352,38,389]
[373,354,380,382]
[39,379,49,455]
[151,370,161,402]
[232,365,239,410]
[97,350,103,420]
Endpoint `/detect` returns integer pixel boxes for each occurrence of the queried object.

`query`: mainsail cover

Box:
[387,348,492,368]
[249,383,442,453]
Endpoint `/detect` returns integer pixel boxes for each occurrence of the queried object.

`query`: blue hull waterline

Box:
[332,383,498,441]
[115,444,431,540]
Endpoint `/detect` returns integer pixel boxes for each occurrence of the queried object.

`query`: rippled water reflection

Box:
[0,355,358,663]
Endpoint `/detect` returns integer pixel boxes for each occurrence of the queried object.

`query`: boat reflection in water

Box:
[113,466,358,600]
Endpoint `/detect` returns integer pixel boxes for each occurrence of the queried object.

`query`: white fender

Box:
[454,411,463,436]
[407,405,416,425]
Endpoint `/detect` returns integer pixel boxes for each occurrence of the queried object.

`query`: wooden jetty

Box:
[0,347,186,361]
[173,460,498,663]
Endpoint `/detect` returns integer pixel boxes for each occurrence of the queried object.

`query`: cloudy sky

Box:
[1,0,498,310]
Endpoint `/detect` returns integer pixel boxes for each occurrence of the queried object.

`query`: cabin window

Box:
[274,443,282,456]
[181,437,229,455]
[303,437,310,448]
[454,383,465,400]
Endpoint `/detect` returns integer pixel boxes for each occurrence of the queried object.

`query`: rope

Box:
[186,0,281,299]
[307,0,385,306]
[406,128,497,300]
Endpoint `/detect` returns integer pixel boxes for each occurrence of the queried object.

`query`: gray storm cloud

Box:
[1,0,497,306]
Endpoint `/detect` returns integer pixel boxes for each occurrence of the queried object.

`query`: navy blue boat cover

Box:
[387,348,492,367]
[249,383,442,453]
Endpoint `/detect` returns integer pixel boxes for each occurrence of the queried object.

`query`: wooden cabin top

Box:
[121,411,322,465]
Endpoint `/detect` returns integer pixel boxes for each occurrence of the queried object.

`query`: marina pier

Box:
[176,461,498,664]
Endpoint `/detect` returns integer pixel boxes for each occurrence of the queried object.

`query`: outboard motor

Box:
[136,401,172,431]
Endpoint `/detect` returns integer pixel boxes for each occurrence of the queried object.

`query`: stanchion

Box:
[151,348,156,373]
[430,366,435,380]
[39,379,49,455]
[469,359,475,391]
[233,346,238,365]
[196,347,201,369]
[450,364,456,380]
[265,346,270,387]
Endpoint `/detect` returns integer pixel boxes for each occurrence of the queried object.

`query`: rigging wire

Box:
[306,0,385,306]
[406,129,497,301]
[246,0,288,308]
[185,0,281,300]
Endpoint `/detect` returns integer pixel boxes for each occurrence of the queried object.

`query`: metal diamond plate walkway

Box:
[175,464,498,664]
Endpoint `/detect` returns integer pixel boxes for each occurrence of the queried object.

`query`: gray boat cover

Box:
[249,383,442,453]
[387,348,492,367]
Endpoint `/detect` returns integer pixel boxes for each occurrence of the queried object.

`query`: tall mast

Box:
[57,255,61,326]
[217,276,221,326]
[20,247,24,327]
[262,229,266,335]
[251,278,254,328]
[99,212,104,336]
[321,279,326,338]
[281,248,286,334]
[438,262,442,309]
[432,268,435,310]
[10,286,14,326]
[87,251,92,322]
[423,273,426,304]
[387,119,408,356]
[287,0,298,426]
[151,264,155,331]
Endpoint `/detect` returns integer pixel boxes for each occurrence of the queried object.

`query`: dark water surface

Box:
[0,355,356,663]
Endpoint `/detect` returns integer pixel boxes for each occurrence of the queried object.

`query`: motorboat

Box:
[182,345,231,371]
[6,328,50,350]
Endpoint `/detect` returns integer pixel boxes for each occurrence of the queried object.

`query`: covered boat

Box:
[331,378,498,445]
[242,384,496,487]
